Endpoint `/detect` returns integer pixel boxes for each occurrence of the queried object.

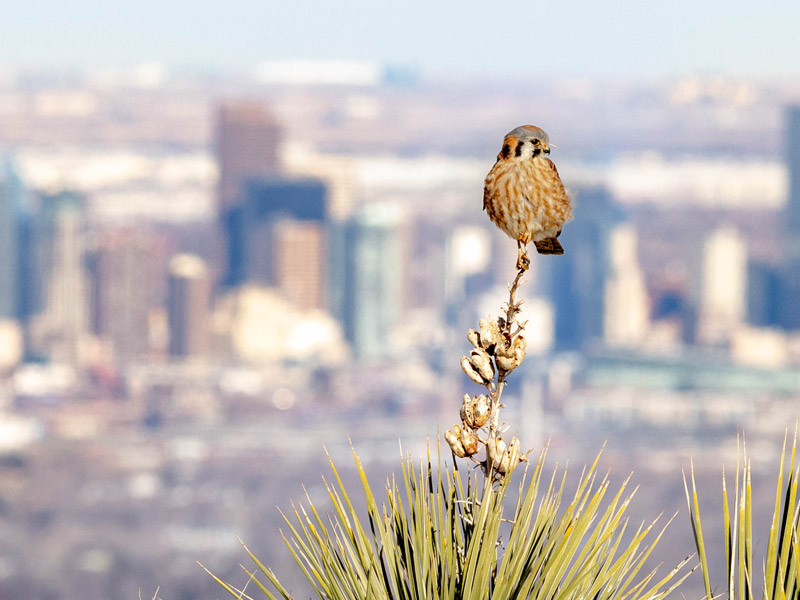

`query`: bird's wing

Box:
[544,158,567,196]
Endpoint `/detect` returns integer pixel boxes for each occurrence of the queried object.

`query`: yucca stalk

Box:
[685,425,800,600]
[447,263,530,479]
[205,441,693,600]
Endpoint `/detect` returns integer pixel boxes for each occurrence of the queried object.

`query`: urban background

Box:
[2,2,800,599]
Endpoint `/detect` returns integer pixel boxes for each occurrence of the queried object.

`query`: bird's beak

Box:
[543,144,550,155]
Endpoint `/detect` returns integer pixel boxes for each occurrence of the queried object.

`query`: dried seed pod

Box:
[494,339,512,361]
[479,318,502,354]
[486,436,497,465]
[486,436,505,471]
[497,437,521,474]
[496,344,523,372]
[496,333,523,357]
[511,336,527,368]
[459,394,474,426]
[495,353,514,372]
[472,394,490,428]
[469,348,494,383]
[511,339,526,368]
[515,335,527,351]
[496,335,527,372]
[444,426,466,458]
[461,356,487,386]
[467,329,481,349]
[459,426,479,456]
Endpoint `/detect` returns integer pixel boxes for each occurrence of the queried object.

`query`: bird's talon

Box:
[516,250,530,271]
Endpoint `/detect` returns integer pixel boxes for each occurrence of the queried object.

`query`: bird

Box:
[483,125,573,270]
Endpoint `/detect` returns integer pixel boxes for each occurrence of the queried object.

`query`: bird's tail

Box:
[534,237,564,255]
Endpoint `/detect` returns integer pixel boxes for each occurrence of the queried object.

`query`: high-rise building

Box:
[747,262,781,327]
[216,101,283,210]
[215,101,285,289]
[29,191,90,363]
[335,204,407,359]
[284,153,356,222]
[781,105,800,330]
[0,160,23,320]
[604,224,650,347]
[786,106,800,236]
[697,226,748,345]
[223,176,328,304]
[89,229,164,362]
[542,186,620,351]
[272,219,325,311]
[167,254,211,359]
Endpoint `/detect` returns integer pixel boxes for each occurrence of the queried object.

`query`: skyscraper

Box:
[273,219,326,311]
[215,101,285,289]
[697,226,747,345]
[786,106,800,235]
[0,160,23,320]
[167,254,211,359]
[223,176,328,305]
[29,191,90,363]
[90,229,164,362]
[747,262,780,327]
[604,224,650,347]
[216,101,283,210]
[781,105,800,330]
[335,204,407,359]
[542,186,620,351]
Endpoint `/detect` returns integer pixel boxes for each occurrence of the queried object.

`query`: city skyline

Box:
[2,78,800,367]
[2,1,799,78]
[2,54,800,598]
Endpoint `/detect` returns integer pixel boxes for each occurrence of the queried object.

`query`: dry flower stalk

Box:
[446,262,529,480]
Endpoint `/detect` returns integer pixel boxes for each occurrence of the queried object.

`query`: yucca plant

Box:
[685,426,800,600]
[203,245,697,600]
[205,441,693,600]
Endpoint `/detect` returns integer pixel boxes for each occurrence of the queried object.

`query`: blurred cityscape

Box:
[1,63,800,598]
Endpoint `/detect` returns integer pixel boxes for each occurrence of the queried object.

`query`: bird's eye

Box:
[532,139,540,145]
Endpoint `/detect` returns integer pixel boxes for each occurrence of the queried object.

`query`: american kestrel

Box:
[483,125,573,269]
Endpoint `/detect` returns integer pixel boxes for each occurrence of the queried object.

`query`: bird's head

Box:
[498,125,551,160]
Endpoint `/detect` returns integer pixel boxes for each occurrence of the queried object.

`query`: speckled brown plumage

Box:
[483,125,572,264]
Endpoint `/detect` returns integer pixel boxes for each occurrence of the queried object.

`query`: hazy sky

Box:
[4,0,799,78]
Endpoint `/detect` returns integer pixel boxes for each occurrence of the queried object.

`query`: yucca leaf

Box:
[688,425,800,600]
[238,539,293,600]
[211,443,689,600]
[766,430,788,600]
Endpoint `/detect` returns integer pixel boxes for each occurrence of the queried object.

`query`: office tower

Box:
[29,191,90,363]
[0,160,22,320]
[224,176,328,303]
[336,204,406,359]
[542,186,620,351]
[781,105,800,329]
[90,229,163,362]
[272,219,325,311]
[604,224,649,347]
[747,262,780,327]
[285,153,356,221]
[167,254,211,359]
[216,101,283,210]
[215,101,284,289]
[698,226,747,345]
[406,219,447,314]
[787,106,800,238]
